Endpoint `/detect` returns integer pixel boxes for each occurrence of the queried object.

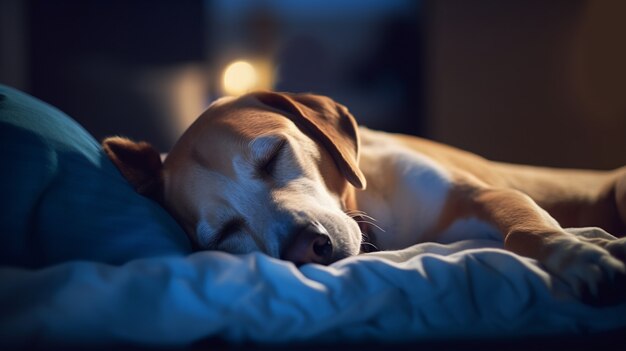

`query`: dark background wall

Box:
[425,0,626,169]
[2,0,209,151]
[1,0,624,169]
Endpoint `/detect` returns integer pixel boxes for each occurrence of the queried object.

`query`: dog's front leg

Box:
[449,183,626,305]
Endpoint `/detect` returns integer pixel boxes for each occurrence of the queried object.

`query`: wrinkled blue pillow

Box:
[0,85,191,267]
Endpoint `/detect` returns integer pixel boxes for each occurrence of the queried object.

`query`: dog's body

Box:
[358,127,626,248]
[104,91,626,304]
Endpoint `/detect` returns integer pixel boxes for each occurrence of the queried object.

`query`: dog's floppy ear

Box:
[253,91,366,189]
[102,137,164,201]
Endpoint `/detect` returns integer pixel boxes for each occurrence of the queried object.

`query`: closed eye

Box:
[258,139,286,177]
[210,218,245,248]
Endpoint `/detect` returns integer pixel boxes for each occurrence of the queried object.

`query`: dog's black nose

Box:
[282,222,334,265]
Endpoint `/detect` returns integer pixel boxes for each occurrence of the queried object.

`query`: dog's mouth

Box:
[359,230,380,254]
[357,221,379,253]
[343,212,379,254]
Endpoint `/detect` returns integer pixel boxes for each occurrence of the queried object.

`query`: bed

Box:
[1,84,625,350]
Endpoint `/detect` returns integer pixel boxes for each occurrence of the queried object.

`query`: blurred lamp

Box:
[222,60,258,96]
[221,59,274,96]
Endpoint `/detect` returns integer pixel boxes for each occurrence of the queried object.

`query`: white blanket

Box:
[1,239,625,348]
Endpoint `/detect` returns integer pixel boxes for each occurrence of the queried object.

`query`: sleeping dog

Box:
[103,91,626,304]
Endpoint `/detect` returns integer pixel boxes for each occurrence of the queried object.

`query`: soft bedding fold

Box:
[1,240,625,348]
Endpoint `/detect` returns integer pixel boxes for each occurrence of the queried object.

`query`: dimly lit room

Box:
[1,0,625,349]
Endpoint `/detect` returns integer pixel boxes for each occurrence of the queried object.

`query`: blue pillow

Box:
[0,85,191,267]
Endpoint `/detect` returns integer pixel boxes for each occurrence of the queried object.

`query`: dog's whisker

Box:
[356,214,378,222]
[345,209,363,214]
[359,233,380,251]
[354,220,386,233]
[345,209,367,215]
[361,242,379,250]
[347,213,367,220]
[346,210,370,217]
[345,210,379,223]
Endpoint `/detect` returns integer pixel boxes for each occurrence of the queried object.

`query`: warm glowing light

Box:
[222,60,258,96]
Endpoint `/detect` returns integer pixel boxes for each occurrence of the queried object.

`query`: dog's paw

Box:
[565,227,626,262]
[542,236,626,306]
[604,237,626,262]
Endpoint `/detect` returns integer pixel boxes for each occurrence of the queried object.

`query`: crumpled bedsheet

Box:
[1,239,625,348]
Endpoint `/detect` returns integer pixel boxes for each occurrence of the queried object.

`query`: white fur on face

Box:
[185,128,362,261]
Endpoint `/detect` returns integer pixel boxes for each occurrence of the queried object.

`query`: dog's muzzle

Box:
[281,221,334,265]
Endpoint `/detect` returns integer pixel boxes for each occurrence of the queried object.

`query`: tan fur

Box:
[103,91,626,304]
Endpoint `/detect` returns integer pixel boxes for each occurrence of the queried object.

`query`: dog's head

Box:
[103,92,367,265]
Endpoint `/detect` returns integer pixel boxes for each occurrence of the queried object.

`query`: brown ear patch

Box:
[102,136,163,201]
[253,91,366,189]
